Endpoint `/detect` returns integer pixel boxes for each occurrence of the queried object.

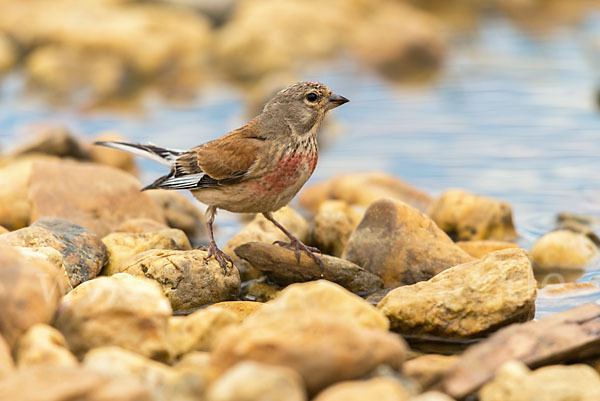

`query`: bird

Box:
[95,81,349,272]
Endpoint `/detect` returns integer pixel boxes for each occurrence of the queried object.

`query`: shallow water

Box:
[2,16,600,318]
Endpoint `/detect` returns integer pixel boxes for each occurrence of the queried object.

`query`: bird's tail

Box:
[94,141,184,168]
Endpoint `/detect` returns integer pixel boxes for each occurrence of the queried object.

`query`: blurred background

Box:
[1,0,600,312]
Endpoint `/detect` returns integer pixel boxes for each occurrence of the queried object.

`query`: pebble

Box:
[479,361,600,401]
[313,377,414,401]
[119,249,240,312]
[223,206,309,281]
[0,217,108,287]
[344,198,474,287]
[530,229,598,270]
[0,244,61,349]
[427,189,517,241]
[211,308,406,394]
[378,249,536,338]
[235,242,383,294]
[101,228,191,275]
[16,324,78,369]
[54,273,172,360]
[206,361,307,401]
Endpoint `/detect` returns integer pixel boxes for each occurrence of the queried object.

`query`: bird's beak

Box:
[327,92,349,110]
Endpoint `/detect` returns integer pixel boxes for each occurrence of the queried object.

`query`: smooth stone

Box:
[205,301,264,320]
[27,158,166,237]
[0,217,108,287]
[115,218,171,233]
[54,273,172,360]
[174,350,212,374]
[206,361,307,401]
[119,249,240,312]
[479,361,600,401]
[412,392,456,401]
[0,334,14,380]
[83,346,206,401]
[456,240,519,259]
[556,213,600,245]
[0,244,61,349]
[298,172,432,213]
[88,131,137,174]
[378,249,536,338]
[442,302,600,399]
[351,2,444,81]
[0,157,39,230]
[403,354,458,390]
[258,280,389,331]
[4,125,86,160]
[0,365,152,401]
[16,324,78,368]
[0,33,16,73]
[147,191,208,242]
[313,377,413,401]
[223,206,309,281]
[168,306,241,357]
[530,230,598,270]
[211,307,406,394]
[427,189,517,241]
[311,200,362,257]
[13,246,72,293]
[101,229,191,276]
[343,198,474,287]
[240,277,280,302]
[2,0,213,93]
[235,242,383,294]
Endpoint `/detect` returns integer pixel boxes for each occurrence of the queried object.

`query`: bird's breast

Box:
[264,151,317,191]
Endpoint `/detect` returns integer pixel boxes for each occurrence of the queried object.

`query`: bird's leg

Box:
[262,212,325,276]
[204,206,233,272]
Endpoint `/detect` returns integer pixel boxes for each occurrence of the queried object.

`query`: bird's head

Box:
[261,81,349,137]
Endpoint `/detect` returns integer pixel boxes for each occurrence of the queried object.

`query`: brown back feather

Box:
[176,118,265,181]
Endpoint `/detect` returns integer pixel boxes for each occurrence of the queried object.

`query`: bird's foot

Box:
[273,238,325,277]
[205,241,234,273]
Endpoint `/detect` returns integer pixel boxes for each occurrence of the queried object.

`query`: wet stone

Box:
[235,242,383,294]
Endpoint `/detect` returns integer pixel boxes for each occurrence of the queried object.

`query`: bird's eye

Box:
[306,93,318,102]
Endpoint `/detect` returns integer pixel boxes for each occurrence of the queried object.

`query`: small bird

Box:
[96,82,348,271]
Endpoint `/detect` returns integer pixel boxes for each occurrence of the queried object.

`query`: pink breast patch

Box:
[258,152,318,192]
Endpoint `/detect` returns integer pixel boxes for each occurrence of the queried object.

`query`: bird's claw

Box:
[273,239,325,277]
[205,242,234,273]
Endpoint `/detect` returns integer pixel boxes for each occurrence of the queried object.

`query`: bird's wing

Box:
[147,119,266,190]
